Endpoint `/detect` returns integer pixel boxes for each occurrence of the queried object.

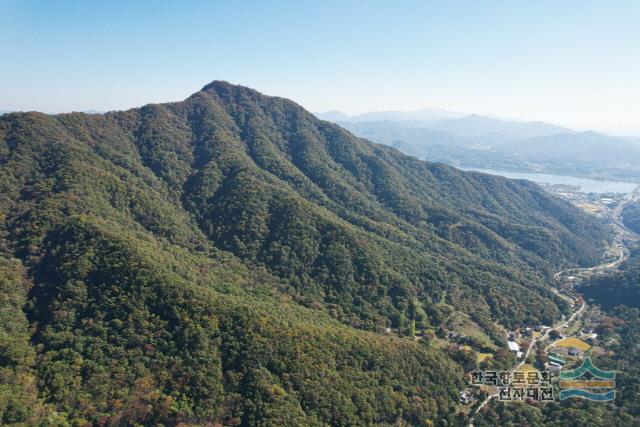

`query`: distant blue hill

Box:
[322,111,640,182]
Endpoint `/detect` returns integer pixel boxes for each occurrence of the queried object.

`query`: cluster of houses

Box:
[507,340,522,359]
[580,328,598,344]
[507,325,552,359]
[546,187,624,218]
[459,388,473,404]
[547,352,566,371]
[545,335,592,371]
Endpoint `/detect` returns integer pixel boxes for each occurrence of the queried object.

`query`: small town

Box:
[462,182,639,418]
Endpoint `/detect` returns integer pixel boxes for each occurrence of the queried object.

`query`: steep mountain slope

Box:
[0,81,611,425]
[622,201,640,234]
[0,107,463,425]
[581,248,640,310]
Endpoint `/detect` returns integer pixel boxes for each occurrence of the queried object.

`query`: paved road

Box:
[553,244,626,281]
[469,190,638,425]
[471,298,585,419]
[552,185,640,283]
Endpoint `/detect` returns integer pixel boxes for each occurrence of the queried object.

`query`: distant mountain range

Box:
[0,110,104,115]
[603,122,640,137]
[421,114,570,140]
[317,107,465,123]
[317,110,640,182]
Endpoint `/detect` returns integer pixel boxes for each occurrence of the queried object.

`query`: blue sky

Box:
[1,0,640,131]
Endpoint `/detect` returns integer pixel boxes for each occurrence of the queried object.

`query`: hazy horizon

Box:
[2,1,640,134]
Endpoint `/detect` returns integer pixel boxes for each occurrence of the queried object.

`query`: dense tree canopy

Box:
[0,81,612,425]
[622,201,640,235]
[581,249,640,310]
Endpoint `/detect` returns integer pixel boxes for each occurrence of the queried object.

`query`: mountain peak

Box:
[196,80,303,111]
[197,80,267,101]
[200,79,237,92]
[0,83,614,425]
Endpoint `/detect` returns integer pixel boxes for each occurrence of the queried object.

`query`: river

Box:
[461,168,639,194]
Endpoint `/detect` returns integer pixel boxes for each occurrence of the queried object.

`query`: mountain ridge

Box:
[0,80,613,425]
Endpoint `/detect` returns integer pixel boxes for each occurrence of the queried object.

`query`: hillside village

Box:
[462,182,639,414]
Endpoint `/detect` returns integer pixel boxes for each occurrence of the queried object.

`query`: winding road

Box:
[471,298,585,418]
[468,186,639,425]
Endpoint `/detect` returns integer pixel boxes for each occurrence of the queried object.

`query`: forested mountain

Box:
[622,201,640,234]
[581,249,640,310]
[0,81,611,425]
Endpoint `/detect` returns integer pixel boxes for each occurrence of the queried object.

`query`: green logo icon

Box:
[559,357,615,401]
